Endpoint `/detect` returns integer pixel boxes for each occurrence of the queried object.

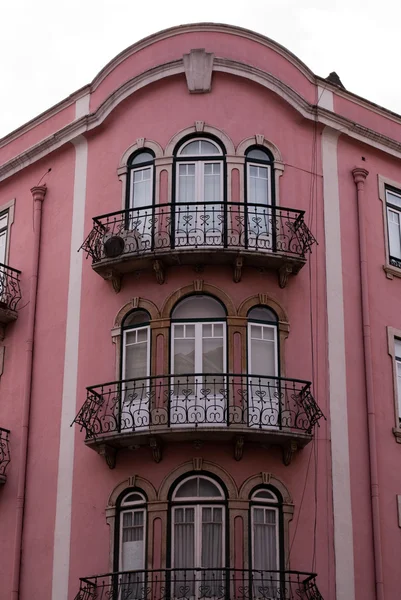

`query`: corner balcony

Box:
[0,428,10,485]
[74,568,323,600]
[73,373,324,468]
[79,203,317,290]
[0,264,22,337]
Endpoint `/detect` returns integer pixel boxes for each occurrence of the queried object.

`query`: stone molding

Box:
[164,122,235,156]
[183,49,214,93]
[3,56,401,183]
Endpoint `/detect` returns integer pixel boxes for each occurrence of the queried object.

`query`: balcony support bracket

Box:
[103,270,122,293]
[234,435,245,461]
[0,324,4,342]
[278,263,293,288]
[98,444,117,469]
[153,260,165,285]
[283,439,298,466]
[233,256,243,283]
[150,436,162,463]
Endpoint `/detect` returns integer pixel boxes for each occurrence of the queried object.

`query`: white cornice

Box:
[2,57,401,183]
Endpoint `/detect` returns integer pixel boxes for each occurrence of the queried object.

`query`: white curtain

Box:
[174,507,195,596]
[131,167,152,209]
[178,164,196,204]
[201,507,223,597]
[248,165,270,236]
[253,508,277,571]
[121,510,145,599]
[388,208,401,259]
[124,328,149,381]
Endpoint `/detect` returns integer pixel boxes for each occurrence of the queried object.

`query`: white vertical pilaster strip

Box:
[51,132,87,600]
[322,127,355,600]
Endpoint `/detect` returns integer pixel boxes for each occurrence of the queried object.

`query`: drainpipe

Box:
[11,185,47,600]
[352,168,384,600]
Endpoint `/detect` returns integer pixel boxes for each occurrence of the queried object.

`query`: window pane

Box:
[204,163,221,203]
[174,508,195,568]
[395,339,401,359]
[247,148,270,161]
[388,208,401,259]
[0,213,8,230]
[174,338,195,374]
[248,307,277,322]
[0,230,6,265]
[249,325,276,376]
[253,508,277,571]
[121,509,145,571]
[172,296,225,319]
[178,163,196,204]
[180,140,220,156]
[124,328,148,380]
[249,165,269,205]
[132,151,154,165]
[387,190,401,209]
[131,167,152,209]
[198,478,221,497]
[202,509,222,568]
[203,337,224,374]
[123,310,149,327]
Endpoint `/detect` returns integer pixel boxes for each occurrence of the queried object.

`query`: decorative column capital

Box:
[30,185,47,202]
[352,168,369,186]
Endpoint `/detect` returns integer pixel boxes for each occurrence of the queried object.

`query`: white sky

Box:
[0,0,399,139]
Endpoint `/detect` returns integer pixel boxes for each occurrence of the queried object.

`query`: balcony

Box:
[0,428,10,485]
[0,263,22,336]
[74,568,323,600]
[73,373,324,467]
[79,203,317,290]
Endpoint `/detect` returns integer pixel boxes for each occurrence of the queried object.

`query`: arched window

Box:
[126,150,155,211]
[247,307,279,428]
[121,309,151,382]
[116,489,147,572]
[174,138,225,247]
[170,296,227,421]
[121,310,151,430]
[249,486,283,600]
[245,147,275,246]
[170,475,226,597]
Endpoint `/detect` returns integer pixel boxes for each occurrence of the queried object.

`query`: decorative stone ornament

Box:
[183,49,214,93]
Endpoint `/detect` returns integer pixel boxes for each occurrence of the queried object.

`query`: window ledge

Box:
[383,264,401,279]
[393,428,401,443]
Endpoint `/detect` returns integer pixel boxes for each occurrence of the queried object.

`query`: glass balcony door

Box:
[121,325,150,430]
[246,162,273,251]
[247,322,279,428]
[175,161,223,248]
[171,321,226,426]
[172,505,225,600]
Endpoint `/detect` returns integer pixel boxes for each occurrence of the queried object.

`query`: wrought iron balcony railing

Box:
[0,428,10,484]
[79,202,316,287]
[73,373,323,465]
[0,263,22,313]
[74,568,323,600]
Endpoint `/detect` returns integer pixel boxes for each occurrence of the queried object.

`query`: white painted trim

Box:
[317,86,334,112]
[51,135,87,600]
[75,93,90,119]
[4,58,401,184]
[322,126,355,600]
[0,198,15,264]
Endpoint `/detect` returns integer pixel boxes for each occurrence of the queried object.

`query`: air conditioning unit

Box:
[103,235,125,258]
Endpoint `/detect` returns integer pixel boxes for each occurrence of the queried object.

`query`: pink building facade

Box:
[0,22,400,600]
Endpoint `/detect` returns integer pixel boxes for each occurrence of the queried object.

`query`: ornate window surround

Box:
[105,465,293,573]
[111,287,289,379]
[387,326,401,442]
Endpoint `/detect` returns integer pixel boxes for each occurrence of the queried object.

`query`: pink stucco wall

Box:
[1,21,401,600]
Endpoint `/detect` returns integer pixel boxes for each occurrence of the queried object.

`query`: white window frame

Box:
[119,506,147,572]
[171,475,226,572]
[122,325,151,381]
[378,176,401,279]
[387,327,401,442]
[250,489,280,573]
[129,164,154,210]
[385,187,401,265]
[171,321,226,376]
[247,321,278,378]
[176,161,223,206]
[246,161,272,207]
[0,199,15,267]
[171,504,225,569]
